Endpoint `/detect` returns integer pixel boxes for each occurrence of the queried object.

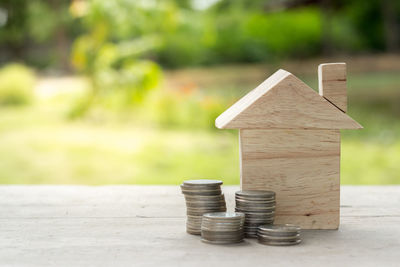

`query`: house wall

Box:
[239,129,341,229]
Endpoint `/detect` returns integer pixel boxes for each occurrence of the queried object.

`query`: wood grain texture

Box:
[215,69,361,129]
[0,186,399,267]
[319,63,347,112]
[240,129,341,229]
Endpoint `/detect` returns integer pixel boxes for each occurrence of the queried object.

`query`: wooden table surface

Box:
[0,186,399,267]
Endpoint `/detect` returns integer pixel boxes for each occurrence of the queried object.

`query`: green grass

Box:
[0,69,399,184]
[0,106,239,184]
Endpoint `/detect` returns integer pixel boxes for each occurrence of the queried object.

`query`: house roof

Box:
[215,69,362,129]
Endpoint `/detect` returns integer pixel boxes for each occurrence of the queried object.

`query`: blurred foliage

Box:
[149,87,229,129]
[1,0,400,69]
[0,0,80,68]
[0,63,35,106]
[0,0,399,185]
[70,0,166,117]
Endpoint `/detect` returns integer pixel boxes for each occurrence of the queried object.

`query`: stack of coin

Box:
[181,179,226,235]
[201,212,245,244]
[235,190,276,237]
[257,224,301,246]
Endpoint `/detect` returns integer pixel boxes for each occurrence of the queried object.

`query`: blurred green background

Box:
[0,0,399,184]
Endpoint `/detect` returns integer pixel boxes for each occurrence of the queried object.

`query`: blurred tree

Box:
[1,0,400,69]
[0,0,28,60]
[380,0,400,52]
[0,0,80,70]
[70,0,167,117]
[0,63,35,106]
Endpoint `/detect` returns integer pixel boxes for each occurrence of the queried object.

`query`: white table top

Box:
[0,186,399,267]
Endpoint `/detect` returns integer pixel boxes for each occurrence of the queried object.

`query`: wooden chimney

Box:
[318,63,347,113]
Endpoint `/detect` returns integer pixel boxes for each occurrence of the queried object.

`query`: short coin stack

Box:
[257,224,301,246]
[201,212,245,244]
[181,180,226,235]
[235,190,276,237]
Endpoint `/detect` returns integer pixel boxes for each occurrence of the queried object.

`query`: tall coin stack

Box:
[201,212,245,244]
[181,180,226,235]
[257,224,301,246]
[235,190,276,238]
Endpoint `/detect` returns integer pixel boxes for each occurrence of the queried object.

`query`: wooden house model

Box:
[215,63,362,229]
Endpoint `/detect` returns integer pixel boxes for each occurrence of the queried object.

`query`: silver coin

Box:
[258,224,301,233]
[235,205,276,211]
[187,219,203,223]
[202,229,243,235]
[236,205,276,211]
[187,224,202,229]
[245,215,275,219]
[244,229,259,233]
[201,238,243,245]
[187,210,226,216]
[202,236,244,242]
[244,213,275,218]
[187,217,202,223]
[235,203,276,208]
[182,191,222,196]
[187,220,203,224]
[235,196,275,202]
[258,233,300,238]
[188,210,226,216]
[203,220,244,227]
[202,229,243,233]
[202,230,243,236]
[205,223,244,228]
[246,220,274,225]
[201,226,243,232]
[257,233,300,241]
[203,212,245,220]
[183,179,223,186]
[181,182,221,188]
[236,199,275,205]
[244,233,258,238]
[236,199,276,205]
[202,218,243,224]
[186,201,225,206]
[187,205,226,210]
[235,208,275,213]
[202,231,244,236]
[241,212,276,218]
[235,207,276,213]
[187,215,204,219]
[201,228,243,233]
[187,221,202,225]
[187,210,226,215]
[202,221,243,227]
[202,218,244,224]
[186,201,226,207]
[186,227,201,235]
[185,194,225,200]
[258,239,302,246]
[181,187,222,193]
[246,219,274,224]
[186,200,225,204]
[235,190,275,198]
[181,185,221,192]
[187,217,203,222]
[202,216,244,222]
[244,225,262,229]
[187,226,201,231]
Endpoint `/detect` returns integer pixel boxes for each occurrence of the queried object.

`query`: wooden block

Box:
[215,69,361,129]
[239,129,341,229]
[318,63,347,112]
